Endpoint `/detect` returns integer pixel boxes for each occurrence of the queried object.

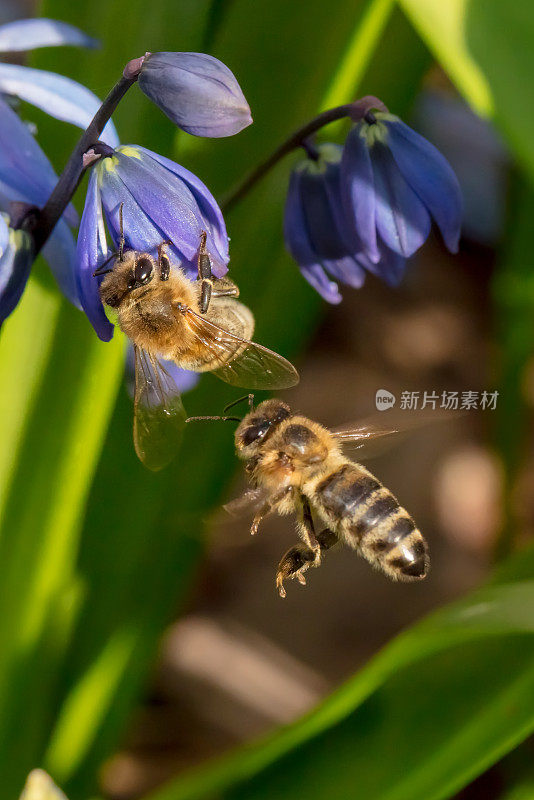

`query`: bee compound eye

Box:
[134,256,154,285]
[242,419,271,446]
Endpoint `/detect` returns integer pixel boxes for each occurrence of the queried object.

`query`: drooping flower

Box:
[136,51,252,137]
[0,17,118,146]
[341,109,462,263]
[0,95,79,318]
[284,143,405,303]
[77,144,229,340]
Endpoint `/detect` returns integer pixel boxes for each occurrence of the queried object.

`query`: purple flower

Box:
[0,17,118,146]
[0,215,33,325]
[0,95,79,318]
[284,109,463,302]
[341,110,462,263]
[137,52,252,137]
[284,143,405,303]
[77,144,229,341]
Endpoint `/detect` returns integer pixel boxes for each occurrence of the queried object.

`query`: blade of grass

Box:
[145,559,534,800]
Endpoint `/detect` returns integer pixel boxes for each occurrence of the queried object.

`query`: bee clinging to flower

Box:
[95,208,298,471]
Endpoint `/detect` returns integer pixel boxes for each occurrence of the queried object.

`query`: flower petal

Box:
[340,125,379,263]
[0,96,78,227]
[0,18,98,52]
[283,169,318,267]
[76,170,114,341]
[0,63,119,146]
[298,156,352,260]
[324,256,366,289]
[42,218,81,307]
[138,51,252,137]
[0,94,58,204]
[300,262,342,304]
[0,227,33,324]
[111,148,226,275]
[98,164,170,252]
[356,239,407,287]
[0,214,9,258]
[384,119,463,253]
[97,159,197,281]
[371,143,431,257]
[135,145,229,266]
[284,170,341,303]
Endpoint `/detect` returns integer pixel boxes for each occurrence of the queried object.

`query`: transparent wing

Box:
[184,306,299,390]
[133,346,187,471]
[332,409,458,460]
[223,487,272,517]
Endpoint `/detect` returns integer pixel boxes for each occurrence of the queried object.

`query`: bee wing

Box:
[332,409,458,460]
[133,346,187,471]
[223,487,272,517]
[183,306,299,390]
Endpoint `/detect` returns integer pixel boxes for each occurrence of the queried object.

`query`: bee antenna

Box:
[93,249,119,277]
[223,394,255,414]
[186,415,241,424]
[118,202,125,261]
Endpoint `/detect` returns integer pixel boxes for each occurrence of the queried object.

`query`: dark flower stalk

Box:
[221,96,386,211]
[27,73,138,256]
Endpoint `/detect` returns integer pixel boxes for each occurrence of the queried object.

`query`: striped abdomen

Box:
[314,463,428,581]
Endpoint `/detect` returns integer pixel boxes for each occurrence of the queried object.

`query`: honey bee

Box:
[217,397,430,597]
[94,209,299,471]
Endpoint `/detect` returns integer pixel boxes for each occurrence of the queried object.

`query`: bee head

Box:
[98,250,157,308]
[235,399,291,458]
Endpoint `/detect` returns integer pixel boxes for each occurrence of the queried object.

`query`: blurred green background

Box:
[3,0,534,799]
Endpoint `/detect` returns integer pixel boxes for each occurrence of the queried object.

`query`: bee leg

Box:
[316,527,339,552]
[211,276,240,299]
[197,230,213,314]
[250,485,293,536]
[299,496,321,564]
[276,544,316,598]
[157,241,172,281]
[275,527,337,598]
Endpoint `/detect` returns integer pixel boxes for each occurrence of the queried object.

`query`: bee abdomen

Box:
[355,498,428,581]
[316,465,428,581]
[316,464,382,521]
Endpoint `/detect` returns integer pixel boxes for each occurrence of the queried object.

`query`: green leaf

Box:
[398,0,534,185]
[398,0,492,116]
[145,553,534,800]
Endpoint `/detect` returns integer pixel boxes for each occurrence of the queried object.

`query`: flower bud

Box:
[137,51,252,137]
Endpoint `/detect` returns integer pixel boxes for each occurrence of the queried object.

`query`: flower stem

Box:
[220,95,386,212]
[27,74,137,255]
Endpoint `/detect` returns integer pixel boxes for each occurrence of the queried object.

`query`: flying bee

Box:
[202,397,430,597]
[94,208,299,471]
